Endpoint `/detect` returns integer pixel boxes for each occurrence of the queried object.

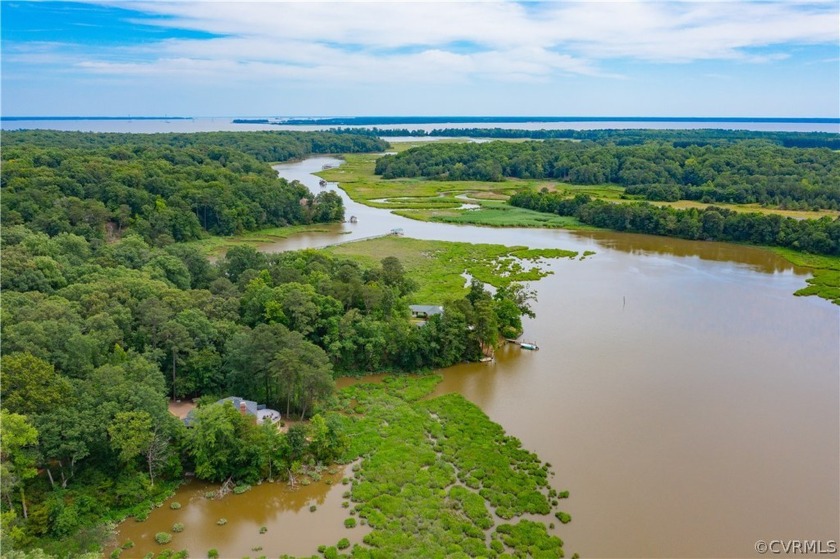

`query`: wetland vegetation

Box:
[327,375,572,558]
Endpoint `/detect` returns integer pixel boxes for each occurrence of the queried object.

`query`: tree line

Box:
[1,130,388,163]
[509,191,840,255]
[330,126,840,149]
[374,140,840,210]
[1,142,349,245]
[1,222,532,555]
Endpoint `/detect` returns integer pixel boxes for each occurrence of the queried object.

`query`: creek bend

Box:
[114,156,838,558]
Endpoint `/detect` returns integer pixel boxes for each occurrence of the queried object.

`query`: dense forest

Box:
[1,226,531,555]
[374,140,840,210]
[509,191,840,255]
[0,131,535,556]
[0,130,391,244]
[332,126,840,149]
[1,130,388,163]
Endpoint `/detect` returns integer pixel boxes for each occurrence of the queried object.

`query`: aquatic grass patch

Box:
[771,248,840,305]
[333,374,571,557]
[326,237,579,304]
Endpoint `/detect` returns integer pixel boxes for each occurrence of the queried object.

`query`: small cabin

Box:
[184,396,281,427]
[409,305,444,319]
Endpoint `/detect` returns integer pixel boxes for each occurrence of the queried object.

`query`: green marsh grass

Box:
[326,236,578,304]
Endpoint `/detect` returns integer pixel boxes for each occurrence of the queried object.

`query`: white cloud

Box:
[12,1,840,88]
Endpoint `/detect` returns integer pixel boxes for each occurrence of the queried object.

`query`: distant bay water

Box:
[1,116,838,133]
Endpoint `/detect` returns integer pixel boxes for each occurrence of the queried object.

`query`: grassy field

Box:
[771,248,840,305]
[182,224,339,257]
[394,201,590,229]
[317,150,549,210]
[654,200,839,220]
[325,236,579,304]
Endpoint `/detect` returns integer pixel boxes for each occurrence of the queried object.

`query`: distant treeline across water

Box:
[277,116,840,125]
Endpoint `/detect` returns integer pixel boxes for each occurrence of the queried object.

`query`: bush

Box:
[309,505,317,512]
[122,540,135,549]
[260,526,267,534]
[155,532,173,544]
[344,517,357,529]
[337,538,350,550]
[172,522,185,533]
[110,549,122,559]
[555,511,572,524]
[558,490,569,498]
[207,550,219,559]
[170,502,182,510]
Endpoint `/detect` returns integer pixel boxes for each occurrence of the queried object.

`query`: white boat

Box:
[520,342,539,350]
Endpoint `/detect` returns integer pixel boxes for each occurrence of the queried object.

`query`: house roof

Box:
[218,396,259,416]
[409,305,444,316]
[184,396,279,426]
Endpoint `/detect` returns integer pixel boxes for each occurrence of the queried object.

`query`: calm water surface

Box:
[108,465,368,558]
[3,117,837,134]
[112,155,838,558]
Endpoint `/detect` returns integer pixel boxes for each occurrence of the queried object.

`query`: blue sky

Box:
[2,1,838,117]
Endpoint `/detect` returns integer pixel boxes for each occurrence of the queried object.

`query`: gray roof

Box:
[409,305,444,316]
[218,396,259,416]
[184,396,262,427]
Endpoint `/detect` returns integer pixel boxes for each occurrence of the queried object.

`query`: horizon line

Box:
[2,115,839,123]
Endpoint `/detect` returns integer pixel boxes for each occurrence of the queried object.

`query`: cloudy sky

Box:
[2,1,838,117]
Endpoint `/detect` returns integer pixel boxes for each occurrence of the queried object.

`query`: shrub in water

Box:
[122,541,135,550]
[259,526,267,534]
[558,490,570,498]
[233,484,251,494]
[109,549,121,559]
[216,518,227,526]
[172,523,185,533]
[155,532,172,545]
[170,502,182,510]
[207,550,219,559]
[309,505,317,512]
[555,511,572,524]
[344,517,356,529]
[336,538,350,550]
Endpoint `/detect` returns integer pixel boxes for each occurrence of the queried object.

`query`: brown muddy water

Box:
[111,157,838,558]
[107,465,368,558]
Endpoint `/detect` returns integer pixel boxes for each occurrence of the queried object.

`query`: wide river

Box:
[114,155,839,559]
